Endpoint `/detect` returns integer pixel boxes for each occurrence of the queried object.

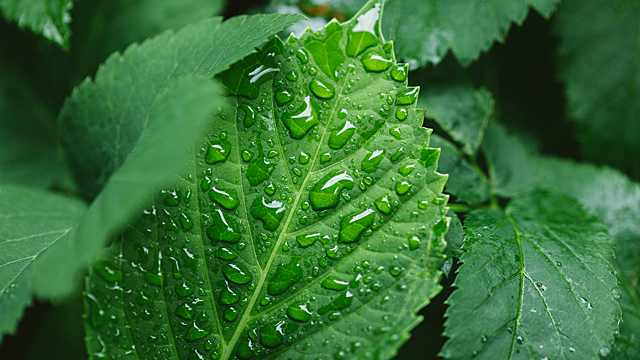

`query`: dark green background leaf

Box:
[442,190,620,360]
[0,0,73,48]
[555,0,640,180]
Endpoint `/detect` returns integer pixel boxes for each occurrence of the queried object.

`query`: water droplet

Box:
[321,277,349,291]
[286,69,298,81]
[328,120,356,149]
[206,210,241,244]
[260,321,286,348]
[339,209,375,243]
[361,149,385,173]
[241,149,254,162]
[396,88,418,105]
[205,141,231,164]
[275,88,294,106]
[287,302,312,322]
[86,293,107,327]
[389,127,401,140]
[398,163,415,176]
[208,187,240,210]
[374,194,393,215]
[395,108,408,121]
[163,189,180,207]
[308,67,317,76]
[309,78,335,99]
[296,49,309,63]
[389,266,402,276]
[283,96,319,139]
[215,247,239,260]
[326,245,341,260]
[395,180,412,195]
[240,104,257,128]
[390,64,407,82]
[250,196,286,231]
[267,259,303,295]
[391,147,405,161]
[361,49,392,72]
[264,182,276,196]
[224,307,239,322]
[318,291,355,315]
[94,262,122,283]
[320,152,332,164]
[309,171,355,210]
[433,218,449,237]
[516,335,523,344]
[176,280,196,297]
[219,285,239,305]
[222,263,252,284]
[184,322,210,342]
[176,303,195,320]
[299,152,310,164]
[408,235,420,250]
[297,232,320,247]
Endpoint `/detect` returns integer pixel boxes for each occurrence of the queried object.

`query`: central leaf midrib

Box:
[221,41,358,360]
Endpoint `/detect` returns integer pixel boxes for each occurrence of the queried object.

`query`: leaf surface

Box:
[0,60,61,188]
[481,122,640,358]
[32,76,222,298]
[272,0,559,67]
[442,190,620,360]
[59,13,304,200]
[431,135,490,205]
[421,84,493,155]
[0,0,73,48]
[554,0,640,179]
[83,1,450,359]
[0,184,87,340]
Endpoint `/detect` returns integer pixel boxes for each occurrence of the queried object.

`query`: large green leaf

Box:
[442,190,620,359]
[0,184,87,340]
[59,13,305,200]
[83,1,450,359]
[270,0,559,67]
[482,122,640,359]
[0,60,62,189]
[554,0,640,179]
[0,0,73,48]
[534,160,640,359]
[32,75,222,298]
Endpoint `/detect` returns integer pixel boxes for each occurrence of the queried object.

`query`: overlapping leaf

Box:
[59,13,304,200]
[554,0,640,179]
[0,0,73,48]
[442,190,620,359]
[83,1,450,359]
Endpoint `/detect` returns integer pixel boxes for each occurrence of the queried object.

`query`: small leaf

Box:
[0,184,87,340]
[0,0,73,48]
[83,1,451,359]
[431,135,490,205]
[421,84,494,155]
[442,189,620,360]
[59,13,305,200]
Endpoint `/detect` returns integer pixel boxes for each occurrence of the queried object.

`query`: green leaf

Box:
[0,0,73,48]
[473,122,639,358]
[83,1,450,358]
[70,0,224,78]
[533,159,640,359]
[0,60,62,189]
[442,189,620,360]
[442,210,463,276]
[31,75,221,299]
[554,0,640,179]
[483,121,538,198]
[431,134,490,205]
[421,84,494,155]
[274,0,559,67]
[0,184,87,340]
[59,13,305,200]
